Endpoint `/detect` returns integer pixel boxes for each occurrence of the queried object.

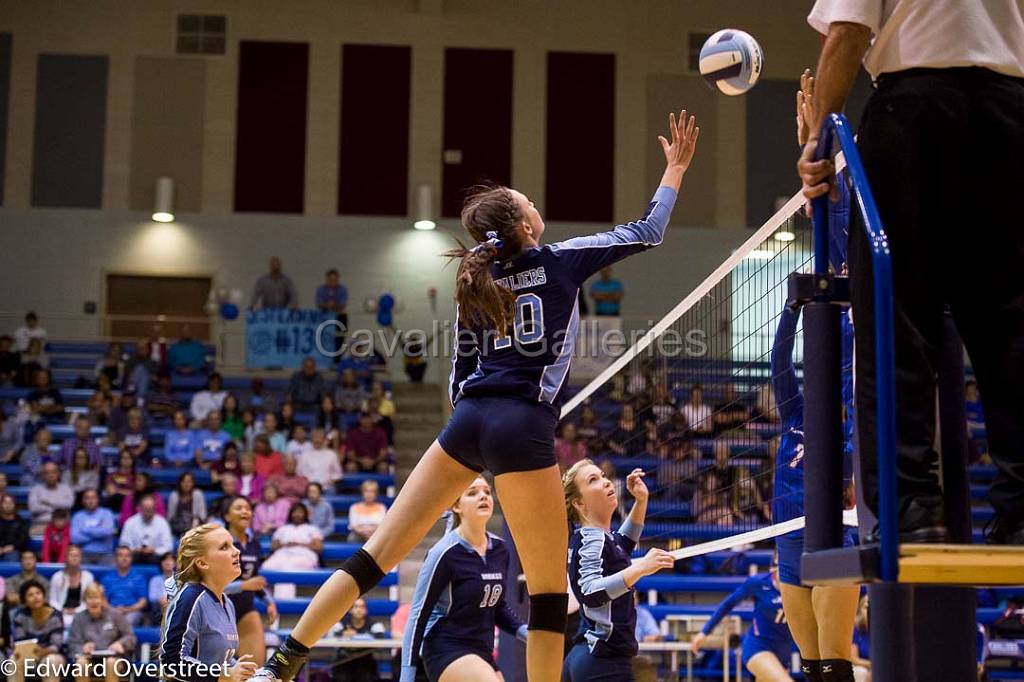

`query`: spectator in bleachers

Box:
[346,480,386,543]
[103,450,135,513]
[106,388,137,436]
[286,424,314,460]
[68,583,136,680]
[11,579,65,682]
[6,550,49,605]
[663,411,692,445]
[29,462,74,533]
[713,381,751,436]
[317,395,342,448]
[16,336,49,387]
[269,455,308,503]
[364,397,393,446]
[692,469,732,526]
[41,508,70,563]
[221,393,244,441]
[252,434,284,480]
[607,404,645,457]
[338,346,374,389]
[145,370,181,419]
[850,594,871,681]
[278,401,298,438]
[648,381,677,427]
[163,410,197,468]
[288,357,325,412]
[118,472,166,525]
[122,339,158,399]
[167,472,207,536]
[262,412,288,454]
[576,404,600,446]
[190,372,227,423]
[100,546,147,626]
[316,267,349,349]
[402,331,429,383]
[147,551,175,622]
[965,379,986,441]
[194,410,232,469]
[113,407,149,461]
[62,446,102,493]
[658,438,700,502]
[641,419,662,454]
[238,453,265,502]
[71,489,116,566]
[334,369,369,425]
[17,427,50,486]
[0,413,19,464]
[247,376,275,411]
[59,416,103,470]
[329,597,386,681]
[121,494,173,565]
[590,266,624,316]
[87,377,112,426]
[711,438,737,489]
[303,482,334,538]
[167,324,208,376]
[250,255,298,310]
[731,468,770,524]
[0,494,29,561]
[210,473,240,522]
[241,407,261,451]
[94,342,124,388]
[26,368,64,422]
[555,422,589,471]
[49,545,93,626]
[0,472,8,500]
[607,373,636,405]
[262,502,323,570]
[295,428,341,489]
[211,442,242,483]
[0,334,21,386]
[681,384,713,436]
[13,311,47,352]
[752,384,778,425]
[343,412,390,474]
[253,482,290,536]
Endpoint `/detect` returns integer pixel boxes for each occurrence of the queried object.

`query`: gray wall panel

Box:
[0,34,12,205]
[745,78,799,227]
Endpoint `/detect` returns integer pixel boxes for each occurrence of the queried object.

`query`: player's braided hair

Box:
[445,186,524,332]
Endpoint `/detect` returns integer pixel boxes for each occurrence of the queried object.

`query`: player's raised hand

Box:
[626,468,649,502]
[658,109,700,173]
[796,68,817,146]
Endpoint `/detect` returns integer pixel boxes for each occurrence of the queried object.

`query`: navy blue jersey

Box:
[568,520,643,658]
[771,306,855,523]
[401,530,525,682]
[226,533,263,615]
[701,573,791,649]
[159,583,239,682]
[450,186,678,408]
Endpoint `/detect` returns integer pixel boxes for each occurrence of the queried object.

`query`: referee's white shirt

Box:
[808,0,1024,80]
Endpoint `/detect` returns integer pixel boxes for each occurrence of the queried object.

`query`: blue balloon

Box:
[377,310,393,327]
[220,302,239,320]
[379,293,395,311]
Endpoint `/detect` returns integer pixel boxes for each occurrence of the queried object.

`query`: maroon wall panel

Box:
[442,48,513,218]
[234,40,308,213]
[546,52,615,222]
[338,44,411,215]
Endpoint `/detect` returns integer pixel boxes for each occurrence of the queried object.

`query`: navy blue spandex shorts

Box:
[438,396,558,475]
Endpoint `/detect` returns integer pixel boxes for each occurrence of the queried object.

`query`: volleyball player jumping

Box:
[253,110,699,682]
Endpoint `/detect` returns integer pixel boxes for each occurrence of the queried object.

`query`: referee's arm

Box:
[798,22,872,199]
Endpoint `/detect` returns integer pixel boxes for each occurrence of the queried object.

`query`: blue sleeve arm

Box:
[771,307,803,423]
[701,577,754,635]
[448,306,479,408]
[550,186,677,282]
[617,519,642,553]
[575,530,630,607]
[401,544,454,682]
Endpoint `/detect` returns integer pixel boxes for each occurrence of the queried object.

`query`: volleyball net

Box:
[560,184,851,560]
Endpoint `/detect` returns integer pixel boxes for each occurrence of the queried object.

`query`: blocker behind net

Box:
[561,188,826,558]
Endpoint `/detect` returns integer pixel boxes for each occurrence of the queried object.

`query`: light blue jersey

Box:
[159,582,239,682]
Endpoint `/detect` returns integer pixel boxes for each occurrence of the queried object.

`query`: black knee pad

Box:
[339,548,385,596]
[821,659,854,682]
[801,659,823,682]
[528,592,569,634]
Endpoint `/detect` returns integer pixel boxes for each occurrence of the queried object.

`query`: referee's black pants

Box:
[849,67,1024,527]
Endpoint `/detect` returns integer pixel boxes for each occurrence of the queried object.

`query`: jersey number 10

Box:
[479,583,503,608]
[494,293,545,350]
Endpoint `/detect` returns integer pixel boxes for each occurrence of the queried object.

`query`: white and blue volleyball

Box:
[698,29,764,96]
